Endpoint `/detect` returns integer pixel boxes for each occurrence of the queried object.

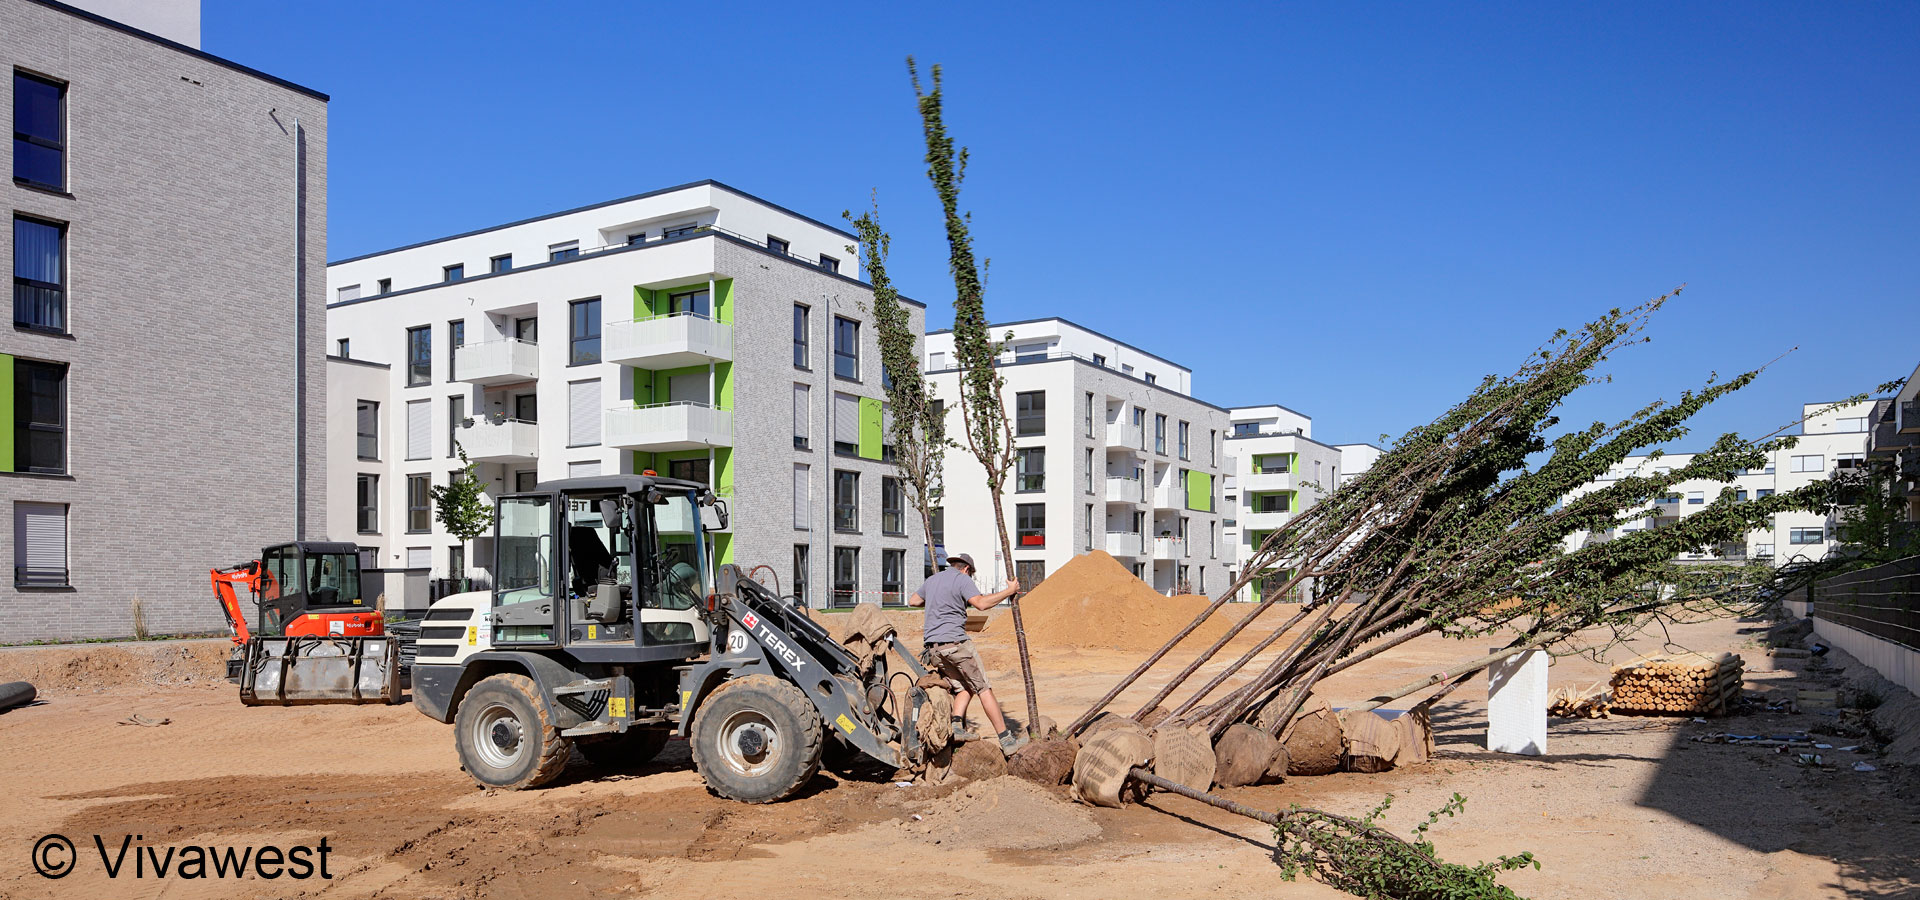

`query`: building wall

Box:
[0,0,327,641]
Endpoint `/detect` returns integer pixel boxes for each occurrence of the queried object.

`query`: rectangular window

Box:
[1735,489,1749,502]
[568,460,603,479]
[833,547,858,608]
[767,236,789,255]
[13,502,68,587]
[793,304,810,368]
[1757,488,1775,499]
[405,400,430,460]
[1145,373,1157,386]
[793,382,811,450]
[833,392,859,456]
[1017,503,1046,547]
[793,544,809,605]
[336,284,361,303]
[1687,490,1705,505]
[668,289,711,317]
[1178,421,1190,460]
[569,298,601,365]
[337,338,350,358]
[881,476,905,535]
[1134,408,1146,449]
[834,470,859,531]
[1093,354,1107,367]
[1234,422,1258,437]
[1755,543,1774,557]
[663,223,698,238]
[819,254,840,274]
[1085,503,1094,551]
[1085,448,1095,493]
[626,232,646,246]
[450,545,466,580]
[548,241,579,262]
[14,360,66,474]
[1084,392,1095,437]
[515,470,537,492]
[13,71,65,190]
[13,215,65,332]
[1834,417,1866,433]
[1209,429,1217,466]
[406,325,431,386]
[1155,414,1167,454]
[568,379,601,446]
[793,463,811,529]
[1836,452,1866,470]
[446,395,465,458]
[1016,391,1046,436]
[668,457,710,485]
[882,549,905,605]
[407,475,431,533]
[377,278,391,294]
[443,264,464,282]
[515,392,538,423]
[356,474,379,533]
[357,400,379,460]
[1790,454,1825,473]
[1790,527,1824,545]
[931,507,946,546]
[1017,447,1046,492]
[833,316,860,379]
[490,254,512,273]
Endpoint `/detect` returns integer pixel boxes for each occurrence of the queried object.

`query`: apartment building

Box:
[1567,399,1878,564]
[924,318,1231,596]
[1220,405,1382,601]
[1866,360,1920,525]
[1,0,327,641]
[326,181,925,611]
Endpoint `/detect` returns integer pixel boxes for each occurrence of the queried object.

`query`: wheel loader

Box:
[410,474,937,802]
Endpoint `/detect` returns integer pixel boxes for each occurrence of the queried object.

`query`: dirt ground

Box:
[1,609,1916,900]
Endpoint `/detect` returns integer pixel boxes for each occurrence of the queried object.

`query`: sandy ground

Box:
[0,611,1916,900]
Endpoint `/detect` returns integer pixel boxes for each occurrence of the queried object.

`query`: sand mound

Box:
[902,776,1099,850]
[0,640,231,695]
[989,551,1231,652]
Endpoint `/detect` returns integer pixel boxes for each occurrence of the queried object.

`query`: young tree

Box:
[846,200,946,585]
[431,444,491,588]
[909,58,1040,735]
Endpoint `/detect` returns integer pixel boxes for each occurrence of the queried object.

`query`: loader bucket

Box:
[239,636,402,705]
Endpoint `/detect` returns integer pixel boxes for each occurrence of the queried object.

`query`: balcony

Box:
[1153,536,1186,560]
[456,417,538,463]
[454,339,539,385]
[1242,470,1295,493]
[604,312,733,369]
[1242,509,1293,531]
[1105,531,1144,557]
[1105,475,1144,504]
[1106,424,1144,451]
[605,401,732,451]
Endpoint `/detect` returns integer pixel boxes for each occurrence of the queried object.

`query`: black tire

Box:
[577,727,671,769]
[454,673,571,790]
[0,681,36,711]
[690,674,824,803]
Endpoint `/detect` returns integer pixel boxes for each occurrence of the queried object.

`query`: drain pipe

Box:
[292,116,307,540]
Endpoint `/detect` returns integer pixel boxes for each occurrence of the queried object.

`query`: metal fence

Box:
[1810,555,1920,652]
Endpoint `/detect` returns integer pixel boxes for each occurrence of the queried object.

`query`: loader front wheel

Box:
[455,674,570,790]
[690,674,823,803]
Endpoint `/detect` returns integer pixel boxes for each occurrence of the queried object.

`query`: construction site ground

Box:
[2,611,1916,899]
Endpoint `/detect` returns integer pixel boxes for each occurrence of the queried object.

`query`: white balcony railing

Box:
[1153,536,1186,560]
[1242,470,1295,493]
[1105,476,1144,503]
[457,417,538,462]
[605,401,732,451]
[1242,510,1293,531]
[1105,531,1145,557]
[1106,424,1145,450]
[454,339,539,385]
[604,312,733,369]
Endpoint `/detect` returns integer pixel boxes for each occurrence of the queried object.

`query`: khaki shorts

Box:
[926,640,992,694]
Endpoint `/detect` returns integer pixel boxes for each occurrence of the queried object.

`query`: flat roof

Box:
[328,179,857,266]
[925,316,1192,375]
[27,0,327,101]
[925,353,1230,415]
[1227,402,1315,422]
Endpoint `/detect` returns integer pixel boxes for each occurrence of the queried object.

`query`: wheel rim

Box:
[717,709,779,778]
[471,702,527,770]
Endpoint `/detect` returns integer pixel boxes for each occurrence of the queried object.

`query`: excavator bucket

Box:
[239,636,403,705]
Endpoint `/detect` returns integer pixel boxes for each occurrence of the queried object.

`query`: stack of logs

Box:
[1608,652,1743,716]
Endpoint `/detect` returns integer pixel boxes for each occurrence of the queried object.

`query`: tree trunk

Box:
[986,476,1040,738]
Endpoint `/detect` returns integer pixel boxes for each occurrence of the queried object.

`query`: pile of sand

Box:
[988,551,1231,653]
[0,640,230,695]
[901,776,1099,850]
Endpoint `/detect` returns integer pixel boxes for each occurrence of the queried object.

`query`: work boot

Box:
[951,723,980,742]
[998,729,1028,755]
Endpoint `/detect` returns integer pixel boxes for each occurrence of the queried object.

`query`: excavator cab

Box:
[217,541,402,706]
[256,542,372,637]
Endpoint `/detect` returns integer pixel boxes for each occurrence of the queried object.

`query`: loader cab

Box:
[488,474,723,663]
[256,542,365,636]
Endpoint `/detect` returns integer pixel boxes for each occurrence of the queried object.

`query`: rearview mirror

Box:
[702,499,730,532]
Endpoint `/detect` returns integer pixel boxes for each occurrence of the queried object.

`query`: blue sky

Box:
[210,1,1918,449]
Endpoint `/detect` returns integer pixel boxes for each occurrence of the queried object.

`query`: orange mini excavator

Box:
[212,542,402,705]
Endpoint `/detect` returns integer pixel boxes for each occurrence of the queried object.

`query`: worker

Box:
[909,552,1026,755]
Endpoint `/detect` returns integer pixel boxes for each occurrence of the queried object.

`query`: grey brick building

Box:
[1,0,328,641]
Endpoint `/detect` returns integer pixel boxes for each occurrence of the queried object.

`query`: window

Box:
[13,71,65,190]
[515,392,538,423]
[1016,447,1046,492]
[515,470,537,492]
[767,236,789,255]
[405,400,430,460]
[1134,408,1146,449]
[669,457,710,485]
[1836,452,1866,470]
[13,502,67,587]
[1210,521,1217,559]
[626,232,646,246]
[377,278,391,294]
[406,326,431,386]
[882,549,905,605]
[664,223,698,238]
[1145,373,1157,386]
[448,395,464,456]
[882,476,904,535]
[1092,354,1106,367]
[14,360,65,474]
[1122,364,1134,375]
[443,264,464,282]
[793,383,811,450]
[833,392,860,456]
[793,544,809,605]
[1790,527,1824,545]
[1209,430,1217,466]
[337,338,350,358]
[568,379,601,446]
[490,255,512,274]
[1757,488,1775,499]
[793,304,810,368]
[1084,392,1095,437]
[1233,422,1258,437]
[931,507,946,546]
[356,474,379,533]
[833,316,860,379]
[819,254,840,274]
[407,475,431,532]
[1735,489,1749,502]
[13,215,65,332]
[357,401,379,460]
[1085,448,1095,493]
[450,545,466,581]
[1155,414,1167,454]
[448,321,465,380]
[1790,454,1825,473]
[1016,391,1046,436]
[569,298,601,365]
[1014,343,1047,363]
[1178,421,1190,460]
[1085,503,1094,551]
[1755,543,1775,558]
[833,547,859,608]
[793,463,811,529]
[833,470,859,531]
[1017,504,1046,547]
[336,284,361,303]
[1834,417,1867,433]
[548,241,579,262]
[1687,491,1705,505]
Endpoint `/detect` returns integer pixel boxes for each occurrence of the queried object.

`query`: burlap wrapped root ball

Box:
[1339,710,1402,773]
[1391,707,1434,767]
[1282,697,1345,776]
[1071,728,1154,808]
[1008,740,1079,786]
[1083,712,1150,740]
[952,737,1009,781]
[1213,723,1278,787]
[1150,726,1216,792]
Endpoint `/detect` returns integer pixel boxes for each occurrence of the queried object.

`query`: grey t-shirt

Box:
[919,568,981,644]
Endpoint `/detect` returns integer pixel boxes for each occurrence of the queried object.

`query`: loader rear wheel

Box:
[578,727,671,769]
[690,674,823,803]
[455,674,570,790]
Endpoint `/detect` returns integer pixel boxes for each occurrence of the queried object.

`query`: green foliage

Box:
[1275,793,1538,900]
[431,446,492,546]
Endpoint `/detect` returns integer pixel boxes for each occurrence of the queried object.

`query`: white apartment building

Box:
[924,319,1231,596]
[1221,405,1382,602]
[326,181,926,611]
[1567,399,1877,564]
